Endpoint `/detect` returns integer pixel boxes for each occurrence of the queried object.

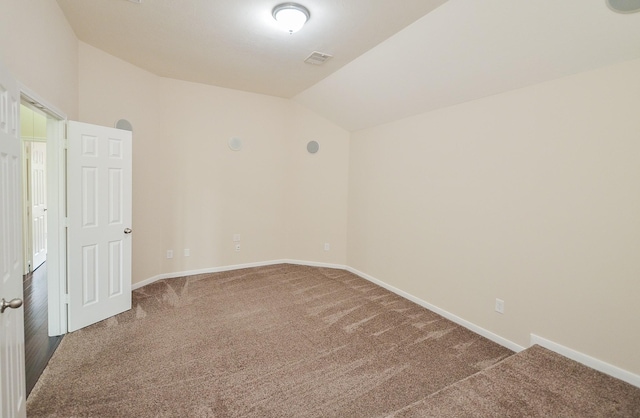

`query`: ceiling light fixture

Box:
[272,3,310,34]
[606,0,640,13]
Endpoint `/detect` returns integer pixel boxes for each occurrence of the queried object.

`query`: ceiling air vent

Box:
[304,51,333,65]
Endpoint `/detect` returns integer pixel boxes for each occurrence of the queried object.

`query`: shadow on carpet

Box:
[26,264,640,417]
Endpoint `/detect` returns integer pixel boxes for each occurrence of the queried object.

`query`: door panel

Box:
[0,62,27,418]
[67,121,132,332]
[31,141,47,270]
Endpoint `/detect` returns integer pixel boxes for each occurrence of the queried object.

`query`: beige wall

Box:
[347,58,640,375]
[78,42,163,283]
[156,77,290,273]
[285,103,350,265]
[0,0,78,118]
[78,43,350,282]
[5,0,637,379]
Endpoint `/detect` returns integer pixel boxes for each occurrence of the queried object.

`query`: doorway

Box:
[21,103,48,274]
[19,92,67,396]
[16,87,133,396]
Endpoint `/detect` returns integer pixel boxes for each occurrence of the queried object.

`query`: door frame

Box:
[19,84,68,336]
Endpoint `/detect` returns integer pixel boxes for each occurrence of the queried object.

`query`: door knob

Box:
[124,228,132,234]
[1,298,23,314]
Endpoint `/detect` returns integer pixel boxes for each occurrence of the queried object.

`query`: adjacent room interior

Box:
[1,0,639,416]
[19,103,64,397]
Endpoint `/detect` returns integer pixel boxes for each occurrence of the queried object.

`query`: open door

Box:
[0,62,27,417]
[67,121,132,332]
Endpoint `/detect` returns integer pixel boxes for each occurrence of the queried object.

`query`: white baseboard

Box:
[134,260,523,352]
[132,259,348,290]
[132,259,289,290]
[530,334,640,388]
[281,259,347,270]
[134,261,640,387]
[345,266,525,353]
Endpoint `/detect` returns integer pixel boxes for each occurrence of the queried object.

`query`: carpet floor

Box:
[393,345,640,417]
[26,264,640,417]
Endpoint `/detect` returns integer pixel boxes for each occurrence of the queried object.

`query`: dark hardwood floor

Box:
[24,262,63,396]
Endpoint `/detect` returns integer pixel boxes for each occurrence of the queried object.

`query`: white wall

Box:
[0,0,78,118]
[347,58,640,375]
[78,43,350,283]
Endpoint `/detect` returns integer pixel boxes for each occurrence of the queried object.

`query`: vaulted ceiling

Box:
[57,0,640,131]
[56,0,447,98]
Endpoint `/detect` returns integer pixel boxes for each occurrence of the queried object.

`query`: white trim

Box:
[281,259,347,270]
[45,117,67,336]
[345,266,525,353]
[134,261,640,386]
[134,262,640,385]
[530,334,640,388]
[18,83,67,121]
[133,259,288,290]
[132,259,348,290]
[132,259,523,353]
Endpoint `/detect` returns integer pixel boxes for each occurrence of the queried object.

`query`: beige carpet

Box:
[393,345,640,417]
[26,264,640,417]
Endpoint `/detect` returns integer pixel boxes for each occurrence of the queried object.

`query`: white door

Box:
[67,121,132,332]
[0,63,27,417]
[31,142,47,270]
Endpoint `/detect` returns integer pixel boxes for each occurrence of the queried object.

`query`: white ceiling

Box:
[57,0,640,132]
[296,0,640,131]
[56,0,447,98]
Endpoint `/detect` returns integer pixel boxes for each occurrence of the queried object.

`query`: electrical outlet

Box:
[235,244,241,252]
[233,234,241,242]
[184,249,190,257]
[324,243,330,251]
[495,298,505,314]
[166,250,173,259]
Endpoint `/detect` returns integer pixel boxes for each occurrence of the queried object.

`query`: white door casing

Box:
[0,62,27,418]
[31,141,47,270]
[67,121,132,332]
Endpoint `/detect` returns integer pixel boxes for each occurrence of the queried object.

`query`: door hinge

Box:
[62,217,69,227]
[64,294,70,304]
[63,139,69,149]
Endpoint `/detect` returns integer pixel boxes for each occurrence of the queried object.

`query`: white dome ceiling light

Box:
[606,0,640,13]
[272,3,310,34]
